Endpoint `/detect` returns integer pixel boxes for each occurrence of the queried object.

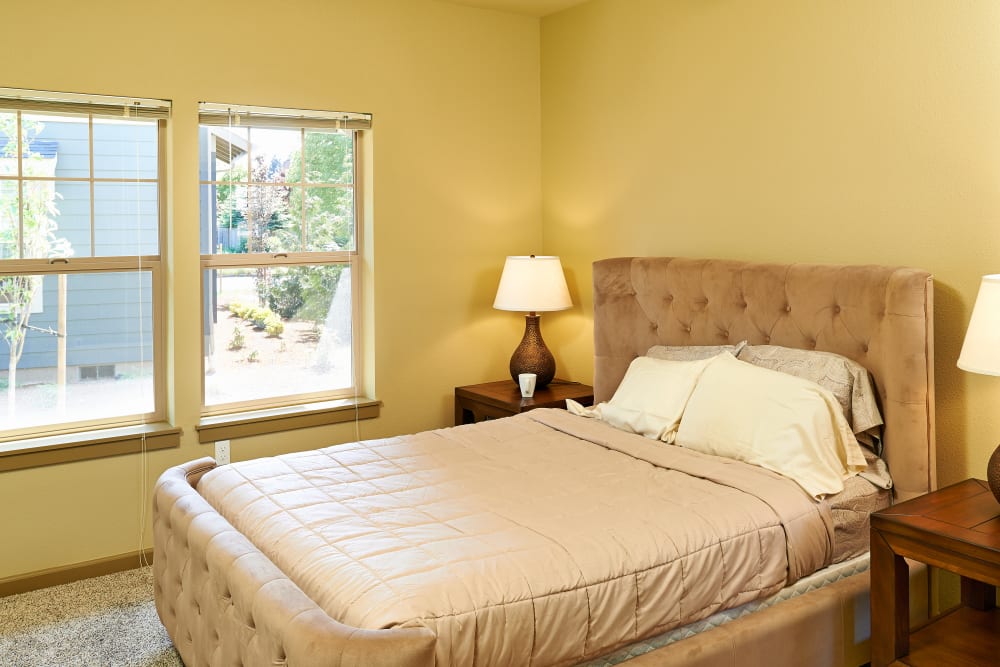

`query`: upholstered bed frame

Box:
[153,257,936,666]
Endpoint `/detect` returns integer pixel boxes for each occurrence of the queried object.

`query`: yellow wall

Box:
[5,0,1000,588]
[541,0,1000,491]
[0,0,541,580]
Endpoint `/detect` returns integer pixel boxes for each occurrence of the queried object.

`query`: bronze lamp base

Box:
[509,313,556,389]
[989,444,1000,503]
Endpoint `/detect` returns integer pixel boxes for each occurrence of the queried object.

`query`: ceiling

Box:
[442,0,590,17]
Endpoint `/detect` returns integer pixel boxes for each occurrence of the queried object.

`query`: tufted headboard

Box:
[593,257,936,501]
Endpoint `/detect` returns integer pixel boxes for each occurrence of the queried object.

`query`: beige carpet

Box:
[0,567,182,667]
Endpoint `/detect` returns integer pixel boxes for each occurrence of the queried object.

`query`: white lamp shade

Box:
[493,256,572,312]
[958,274,1000,375]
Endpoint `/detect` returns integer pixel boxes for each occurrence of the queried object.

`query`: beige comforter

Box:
[197,409,834,666]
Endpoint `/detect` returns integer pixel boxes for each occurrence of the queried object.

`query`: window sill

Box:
[0,423,182,472]
[196,397,381,443]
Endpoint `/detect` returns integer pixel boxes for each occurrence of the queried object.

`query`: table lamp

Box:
[493,255,572,389]
[957,274,1000,502]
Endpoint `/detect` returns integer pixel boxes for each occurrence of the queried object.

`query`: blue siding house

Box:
[0,118,157,382]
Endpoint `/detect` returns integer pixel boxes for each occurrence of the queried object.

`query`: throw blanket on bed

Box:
[197,409,834,666]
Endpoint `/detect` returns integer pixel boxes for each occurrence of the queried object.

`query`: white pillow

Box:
[675,353,867,499]
[567,354,719,442]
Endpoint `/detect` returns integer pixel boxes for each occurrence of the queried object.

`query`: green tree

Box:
[218,130,352,321]
[216,165,247,230]
[257,130,352,322]
[283,130,354,251]
[214,155,291,306]
[245,156,290,254]
[0,116,72,413]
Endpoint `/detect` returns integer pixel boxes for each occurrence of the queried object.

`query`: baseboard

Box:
[0,548,154,598]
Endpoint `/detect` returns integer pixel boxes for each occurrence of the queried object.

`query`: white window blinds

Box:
[0,87,171,119]
[198,102,371,130]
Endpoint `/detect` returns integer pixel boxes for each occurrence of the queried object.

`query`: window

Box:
[0,89,168,440]
[198,103,371,414]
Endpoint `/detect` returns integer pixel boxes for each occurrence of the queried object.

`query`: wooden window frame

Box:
[0,101,168,444]
[198,105,369,418]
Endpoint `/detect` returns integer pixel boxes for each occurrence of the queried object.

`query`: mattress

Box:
[827,468,891,561]
[587,552,872,666]
[197,408,843,666]
[582,470,892,667]
[581,468,889,666]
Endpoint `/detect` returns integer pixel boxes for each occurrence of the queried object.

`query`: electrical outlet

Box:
[215,439,231,465]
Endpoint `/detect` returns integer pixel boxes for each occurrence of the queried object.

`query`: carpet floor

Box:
[0,567,182,666]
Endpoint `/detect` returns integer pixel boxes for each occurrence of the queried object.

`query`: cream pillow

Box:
[567,354,720,443]
[676,353,867,499]
[736,344,883,451]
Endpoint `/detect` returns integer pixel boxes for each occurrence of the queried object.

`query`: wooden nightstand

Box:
[870,479,1000,666]
[454,379,594,425]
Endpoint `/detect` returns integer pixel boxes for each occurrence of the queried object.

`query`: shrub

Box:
[229,302,252,320]
[265,316,284,337]
[248,307,271,329]
[265,272,305,320]
[228,302,284,336]
[258,265,343,322]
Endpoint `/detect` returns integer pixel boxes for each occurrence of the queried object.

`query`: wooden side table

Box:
[454,379,594,425]
[870,479,1000,666]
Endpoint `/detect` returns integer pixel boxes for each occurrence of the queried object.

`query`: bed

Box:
[153,256,936,666]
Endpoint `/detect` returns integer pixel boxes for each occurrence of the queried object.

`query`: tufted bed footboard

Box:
[152,457,919,667]
[152,457,436,667]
